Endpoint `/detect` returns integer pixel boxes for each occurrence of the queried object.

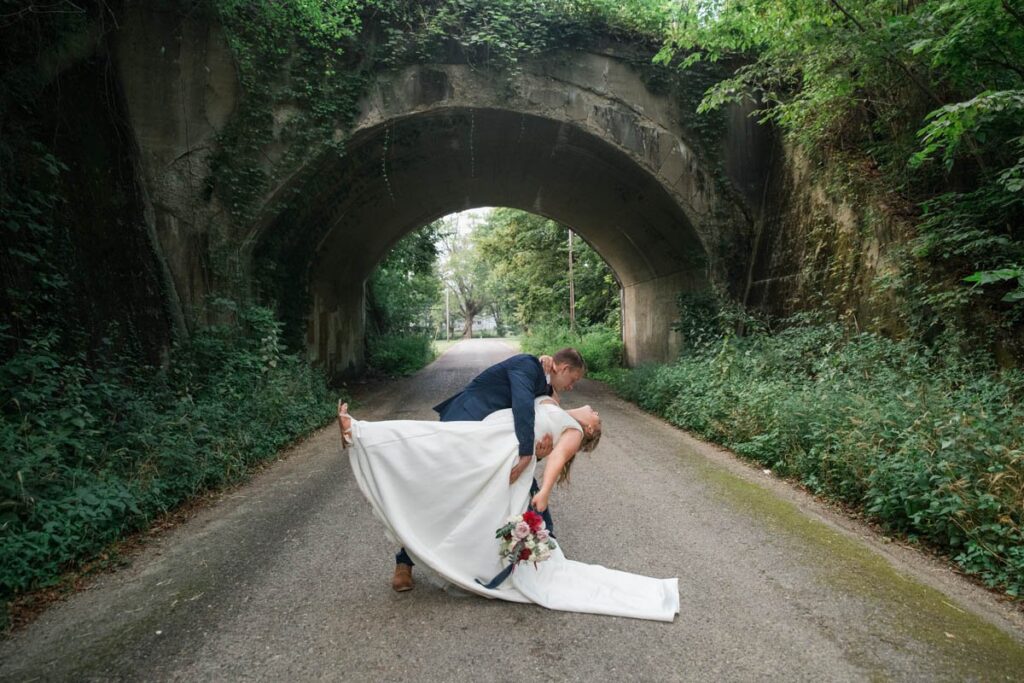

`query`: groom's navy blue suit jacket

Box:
[433,353,551,456]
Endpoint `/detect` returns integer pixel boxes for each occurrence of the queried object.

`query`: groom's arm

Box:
[507,358,540,458]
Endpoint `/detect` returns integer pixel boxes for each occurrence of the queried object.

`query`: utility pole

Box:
[445,287,451,341]
[568,229,576,331]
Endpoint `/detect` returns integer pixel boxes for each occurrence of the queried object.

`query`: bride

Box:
[338,396,679,622]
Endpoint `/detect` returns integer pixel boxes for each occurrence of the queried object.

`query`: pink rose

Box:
[536,529,549,542]
[513,521,531,540]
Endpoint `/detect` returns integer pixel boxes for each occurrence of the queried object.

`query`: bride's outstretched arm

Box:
[530,429,583,512]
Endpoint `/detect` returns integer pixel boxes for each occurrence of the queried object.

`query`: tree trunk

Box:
[489,303,504,336]
[460,300,482,338]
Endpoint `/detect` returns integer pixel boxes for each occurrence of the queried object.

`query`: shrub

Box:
[366,333,435,376]
[520,324,623,375]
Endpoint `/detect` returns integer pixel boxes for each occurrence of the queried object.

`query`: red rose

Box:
[523,510,543,533]
[518,547,532,562]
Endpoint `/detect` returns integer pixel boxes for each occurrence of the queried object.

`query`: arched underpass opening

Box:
[362,208,622,368]
[253,107,713,378]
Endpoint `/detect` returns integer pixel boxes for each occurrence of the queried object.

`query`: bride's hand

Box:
[531,490,549,512]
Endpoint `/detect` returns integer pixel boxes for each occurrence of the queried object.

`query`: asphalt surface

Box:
[3,339,1024,682]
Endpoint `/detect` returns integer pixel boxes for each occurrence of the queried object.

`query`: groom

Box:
[391,347,587,592]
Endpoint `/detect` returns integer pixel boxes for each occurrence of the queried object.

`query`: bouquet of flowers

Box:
[496,510,557,566]
[476,509,557,589]
[475,509,557,589]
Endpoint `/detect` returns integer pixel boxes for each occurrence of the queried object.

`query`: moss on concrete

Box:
[693,457,1024,679]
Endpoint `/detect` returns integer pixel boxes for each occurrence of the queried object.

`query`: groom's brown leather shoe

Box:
[392,564,414,592]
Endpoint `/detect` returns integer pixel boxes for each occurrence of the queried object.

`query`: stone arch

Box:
[255,104,714,375]
[246,54,764,376]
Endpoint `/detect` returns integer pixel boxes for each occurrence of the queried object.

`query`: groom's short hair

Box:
[552,347,586,372]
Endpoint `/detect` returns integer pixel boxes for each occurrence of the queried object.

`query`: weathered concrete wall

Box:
[249,55,765,374]
[307,284,366,379]
[114,4,239,328]
[622,272,701,364]
[746,144,908,333]
[0,30,177,363]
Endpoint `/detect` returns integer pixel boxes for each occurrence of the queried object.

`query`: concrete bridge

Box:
[116,6,778,377]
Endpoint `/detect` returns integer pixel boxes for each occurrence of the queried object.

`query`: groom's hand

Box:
[535,434,553,458]
[509,455,532,484]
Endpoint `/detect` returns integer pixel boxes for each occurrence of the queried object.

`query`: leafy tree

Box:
[474,208,620,331]
[438,219,494,338]
[367,224,442,336]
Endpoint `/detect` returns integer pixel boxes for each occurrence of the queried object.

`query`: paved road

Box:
[3,339,1024,681]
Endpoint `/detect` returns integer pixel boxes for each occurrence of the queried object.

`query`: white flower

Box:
[536,529,549,542]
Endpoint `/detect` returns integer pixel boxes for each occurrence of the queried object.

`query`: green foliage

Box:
[365,333,436,376]
[474,208,621,331]
[911,91,1024,173]
[965,267,1024,303]
[367,225,442,336]
[673,289,767,352]
[365,226,441,375]
[437,216,498,338]
[0,305,336,612]
[0,3,350,621]
[520,323,623,375]
[604,316,1024,596]
[1,70,335,619]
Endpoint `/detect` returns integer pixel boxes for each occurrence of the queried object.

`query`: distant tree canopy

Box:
[474,208,620,332]
[367,224,441,336]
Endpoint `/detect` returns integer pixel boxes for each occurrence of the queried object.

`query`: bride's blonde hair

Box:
[556,424,602,485]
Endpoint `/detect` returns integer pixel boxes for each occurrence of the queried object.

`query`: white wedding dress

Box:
[346,397,679,622]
